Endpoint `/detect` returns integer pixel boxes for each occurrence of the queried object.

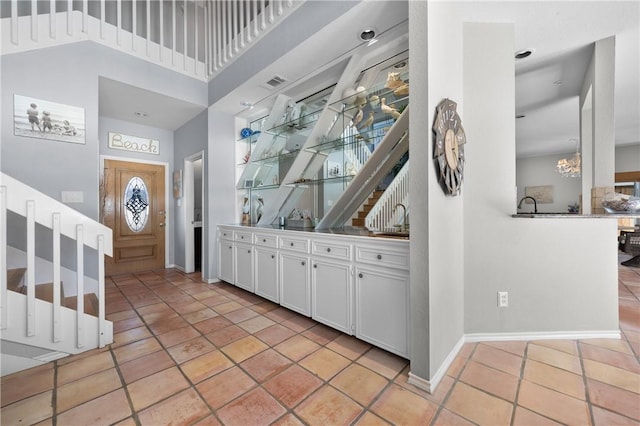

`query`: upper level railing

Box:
[1,0,301,81]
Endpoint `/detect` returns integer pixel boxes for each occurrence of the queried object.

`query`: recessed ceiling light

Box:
[241,102,254,109]
[359,29,376,41]
[553,80,563,85]
[516,114,526,119]
[514,49,534,60]
[393,61,407,69]
[134,111,148,117]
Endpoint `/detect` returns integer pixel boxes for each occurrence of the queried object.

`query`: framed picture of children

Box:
[13,94,85,144]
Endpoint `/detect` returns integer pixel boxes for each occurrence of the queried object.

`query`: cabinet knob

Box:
[290,242,294,247]
[326,248,331,252]
[313,264,317,268]
[241,236,244,239]
[301,261,305,266]
[228,246,232,249]
[271,255,275,259]
[263,239,266,242]
[358,273,363,278]
[248,250,251,253]
[377,254,382,260]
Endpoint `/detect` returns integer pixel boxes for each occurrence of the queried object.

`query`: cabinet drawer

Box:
[279,237,310,253]
[312,240,352,261]
[218,228,233,240]
[254,233,278,248]
[234,230,252,242]
[356,246,409,269]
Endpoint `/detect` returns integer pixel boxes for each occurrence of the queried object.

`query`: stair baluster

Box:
[0,186,6,330]
[76,224,85,348]
[52,212,62,343]
[27,200,36,337]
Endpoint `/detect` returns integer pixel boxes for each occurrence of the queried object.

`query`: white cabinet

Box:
[255,247,278,302]
[234,243,254,292]
[355,265,409,358]
[218,231,234,283]
[311,258,352,334]
[217,225,409,358]
[279,252,310,316]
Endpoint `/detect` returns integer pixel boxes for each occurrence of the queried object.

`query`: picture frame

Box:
[13,94,85,144]
[173,170,183,198]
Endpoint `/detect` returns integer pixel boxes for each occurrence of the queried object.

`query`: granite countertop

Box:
[224,224,410,239]
[512,213,640,218]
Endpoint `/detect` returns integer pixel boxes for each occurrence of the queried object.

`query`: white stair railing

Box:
[0,172,113,353]
[365,160,409,231]
[0,0,301,81]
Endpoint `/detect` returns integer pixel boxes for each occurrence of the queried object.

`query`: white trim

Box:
[409,335,465,394]
[100,155,171,268]
[183,151,205,274]
[206,278,221,284]
[465,330,621,342]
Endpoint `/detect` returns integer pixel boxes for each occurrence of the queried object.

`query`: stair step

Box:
[30,283,65,304]
[352,218,365,227]
[64,293,99,317]
[371,190,384,199]
[7,268,27,292]
[358,210,369,219]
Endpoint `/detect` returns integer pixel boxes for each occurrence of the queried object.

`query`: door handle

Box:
[159,223,165,227]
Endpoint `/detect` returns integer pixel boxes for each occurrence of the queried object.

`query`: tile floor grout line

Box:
[52,359,59,426]
[108,331,142,425]
[509,340,528,426]
[429,342,481,425]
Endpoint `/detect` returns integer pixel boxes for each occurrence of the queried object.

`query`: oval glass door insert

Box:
[124,176,149,232]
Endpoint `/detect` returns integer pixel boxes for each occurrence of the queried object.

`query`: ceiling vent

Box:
[264,75,286,88]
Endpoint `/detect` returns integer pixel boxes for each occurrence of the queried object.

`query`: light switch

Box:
[61,191,84,203]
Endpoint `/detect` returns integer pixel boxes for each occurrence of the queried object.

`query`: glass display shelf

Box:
[285,175,355,187]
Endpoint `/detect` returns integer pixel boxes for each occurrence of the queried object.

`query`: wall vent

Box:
[265,75,286,88]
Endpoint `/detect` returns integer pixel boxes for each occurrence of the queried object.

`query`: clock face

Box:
[433,99,466,195]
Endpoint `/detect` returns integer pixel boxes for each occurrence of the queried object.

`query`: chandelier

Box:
[556,139,581,178]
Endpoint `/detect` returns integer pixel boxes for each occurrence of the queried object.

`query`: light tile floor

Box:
[2,263,639,425]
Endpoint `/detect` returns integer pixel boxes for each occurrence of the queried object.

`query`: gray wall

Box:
[173,110,208,271]
[615,144,640,173]
[2,41,207,221]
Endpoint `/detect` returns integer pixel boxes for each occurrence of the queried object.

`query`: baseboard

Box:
[465,330,621,342]
[206,278,221,284]
[408,335,465,393]
[408,329,621,394]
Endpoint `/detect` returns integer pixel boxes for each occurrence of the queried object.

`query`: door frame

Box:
[100,155,171,268]
[184,151,205,273]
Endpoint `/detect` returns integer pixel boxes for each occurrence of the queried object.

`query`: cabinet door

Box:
[255,247,278,303]
[355,266,409,358]
[234,243,254,292]
[311,259,352,334]
[218,240,234,283]
[279,252,310,316]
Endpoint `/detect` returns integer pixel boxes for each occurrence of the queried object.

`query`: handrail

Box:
[1,173,112,255]
[366,160,409,231]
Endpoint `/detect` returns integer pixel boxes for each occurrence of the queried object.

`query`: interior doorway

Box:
[184,152,204,273]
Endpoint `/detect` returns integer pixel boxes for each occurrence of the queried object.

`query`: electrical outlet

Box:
[498,291,508,307]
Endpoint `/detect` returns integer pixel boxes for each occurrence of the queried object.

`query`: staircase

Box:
[352,190,384,227]
[0,173,113,376]
[365,159,410,231]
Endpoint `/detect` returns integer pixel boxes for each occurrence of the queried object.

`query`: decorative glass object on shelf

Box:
[289,53,409,190]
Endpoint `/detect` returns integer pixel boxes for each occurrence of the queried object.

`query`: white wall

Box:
[516,154,582,213]
[615,144,640,173]
[207,108,236,281]
[463,23,618,336]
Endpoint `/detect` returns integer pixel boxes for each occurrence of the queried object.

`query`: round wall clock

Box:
[433,98,466,195]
